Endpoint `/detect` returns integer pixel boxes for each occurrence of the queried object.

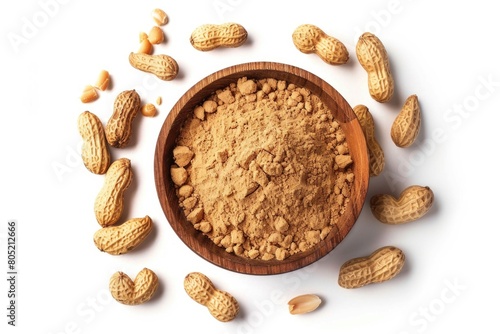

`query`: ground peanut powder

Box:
[172,77,354,261]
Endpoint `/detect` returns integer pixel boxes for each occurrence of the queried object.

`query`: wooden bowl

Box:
[154,62,369,275]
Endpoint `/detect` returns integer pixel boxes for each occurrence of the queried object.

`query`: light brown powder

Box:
[172,77,354,261]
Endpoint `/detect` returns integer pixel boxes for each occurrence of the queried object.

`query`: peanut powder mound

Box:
[172,77,354,261]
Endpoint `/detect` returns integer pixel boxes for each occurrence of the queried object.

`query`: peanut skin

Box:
[80,85,99,103]
[190,23,248,51]
[105,90,141,148]
[152,8,168,26]
[356,32,394,103]
[94,158,133,227]
[78,111,110,174]
[288,294,322,315]
[370,185,434,224]
[292,24,349,65]
[184,272,239,322]
[391,94,421,148]
[338,246,405,288]
[109,268,158,305]
[353,105,384,176]
[93,216,152,255]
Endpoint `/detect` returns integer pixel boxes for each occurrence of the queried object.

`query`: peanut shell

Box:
[94,158,133,227]
[184,272,239,322]
[292,24,348,65]
[109,268,158,305]
[370,185,434,224]
[129,53,179,81]
[93,216,152,255]
[338,246,405,288]
[105,90,141,148]
[78,111,110,174]
[356,32,394,103]
[391,94,421,148]
[190,23,247,51]
[353,105,384,176]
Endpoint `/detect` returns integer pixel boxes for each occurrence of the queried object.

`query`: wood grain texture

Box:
[154,62,369,275]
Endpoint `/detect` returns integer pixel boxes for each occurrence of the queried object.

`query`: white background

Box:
[1,0,499,333]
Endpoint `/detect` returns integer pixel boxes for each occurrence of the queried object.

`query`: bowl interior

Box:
[154,62,369,275]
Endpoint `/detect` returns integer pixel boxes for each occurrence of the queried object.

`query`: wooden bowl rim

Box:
[154,61,369,275]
